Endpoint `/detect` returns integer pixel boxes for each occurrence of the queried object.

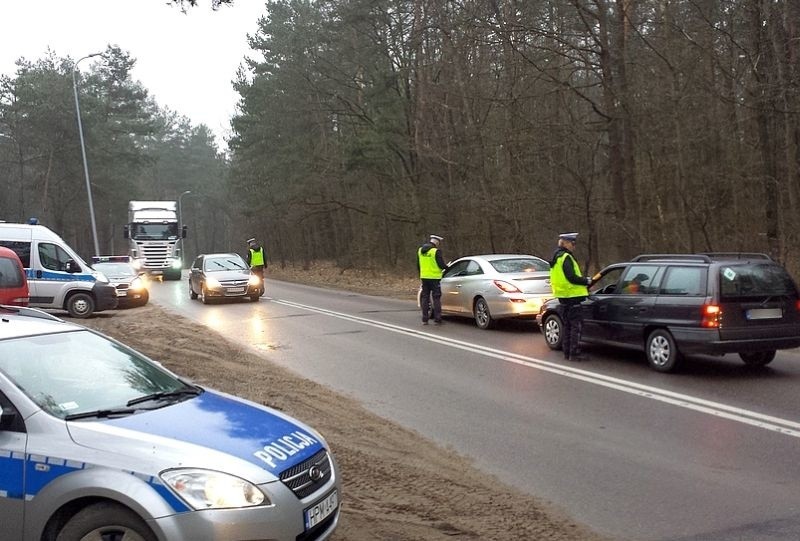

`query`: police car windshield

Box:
[92,263,137,277]
[0,330,191,420]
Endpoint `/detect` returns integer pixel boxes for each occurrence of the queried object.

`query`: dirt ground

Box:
[80,262,612,541]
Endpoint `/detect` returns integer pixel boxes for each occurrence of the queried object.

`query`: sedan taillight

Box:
[701,304,721,328]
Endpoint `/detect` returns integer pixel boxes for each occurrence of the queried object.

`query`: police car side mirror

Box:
[65,260,81,274]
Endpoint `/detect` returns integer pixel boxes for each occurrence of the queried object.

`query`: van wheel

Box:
[542,313,563,350]
[474,297,495,329]
[646,329,681,372]
[739,351,776,367]
[66,293,95,318]
[56,501,156,541]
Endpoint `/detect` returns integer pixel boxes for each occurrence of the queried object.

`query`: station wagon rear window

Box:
[719,264,798,299]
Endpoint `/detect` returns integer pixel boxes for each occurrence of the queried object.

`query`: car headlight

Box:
[248,275,261,286]
[129,276,146,291]
[171,259,183,269]
[205,276,221,288]
[160,469,268,509]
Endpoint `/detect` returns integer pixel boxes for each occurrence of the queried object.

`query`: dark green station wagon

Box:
[538,253,800,372]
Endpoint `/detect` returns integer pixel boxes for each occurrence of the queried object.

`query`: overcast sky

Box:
[0,0,266,147]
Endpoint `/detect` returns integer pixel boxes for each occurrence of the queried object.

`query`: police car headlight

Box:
[129,276,146,291]
[160,469,268,509]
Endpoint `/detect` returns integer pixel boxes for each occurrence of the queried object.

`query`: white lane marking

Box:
[272,298,800,439]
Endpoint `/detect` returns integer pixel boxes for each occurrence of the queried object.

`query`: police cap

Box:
[558,232,579,242]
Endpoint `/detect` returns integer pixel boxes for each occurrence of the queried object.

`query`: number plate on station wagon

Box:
[304,489,338,530]
[746,308,782,320]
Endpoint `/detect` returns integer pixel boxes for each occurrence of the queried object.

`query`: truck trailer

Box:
[124,201,186,280]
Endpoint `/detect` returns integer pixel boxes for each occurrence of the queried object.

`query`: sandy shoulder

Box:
[80,303,611,541]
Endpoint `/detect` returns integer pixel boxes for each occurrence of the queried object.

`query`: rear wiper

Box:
[126,387,203,407]
[65,407,139,421]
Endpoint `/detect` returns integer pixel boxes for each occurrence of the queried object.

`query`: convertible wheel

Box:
[542,313,563,350]
[473,297,495,329]
[56,502,156,541]
[739,350,776,367]
[646,329,681,372]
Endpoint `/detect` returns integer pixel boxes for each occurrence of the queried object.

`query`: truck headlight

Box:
[160,469,268,509]
[171,259,182,269]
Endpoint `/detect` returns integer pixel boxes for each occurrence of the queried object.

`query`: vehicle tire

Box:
[646,329,681,372]
[739,350,776,367]
[250,294,260,302]
[66,292,95,319]
[138,291,149,306]
[165,269,182,281]
[56,501,156,541]
[542,313,563,350]
[200,284,211,305]
[474,297,495,330]
[189,281,198,300]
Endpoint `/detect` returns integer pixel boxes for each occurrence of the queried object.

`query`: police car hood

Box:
[66,390,325,483]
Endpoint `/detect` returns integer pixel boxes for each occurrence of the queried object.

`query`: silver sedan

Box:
[434,254,552,329]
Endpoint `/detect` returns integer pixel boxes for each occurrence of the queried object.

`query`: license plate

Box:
[227,287,245,293]
[746,308,782,320]
[304,489,338,530]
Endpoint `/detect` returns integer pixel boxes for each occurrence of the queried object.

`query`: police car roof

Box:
[91,255,132,263]
[0,307,82,341]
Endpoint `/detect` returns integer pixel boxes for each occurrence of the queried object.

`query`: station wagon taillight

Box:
[701,304,721,327]
[493,280,522,294]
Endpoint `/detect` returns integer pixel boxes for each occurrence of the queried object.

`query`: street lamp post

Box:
[72,52,103,257]
[178,190,191,266]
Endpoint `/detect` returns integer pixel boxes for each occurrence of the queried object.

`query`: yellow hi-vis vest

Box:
[550,252,588,298]
[418,247,443,279]
[249,247,265,267]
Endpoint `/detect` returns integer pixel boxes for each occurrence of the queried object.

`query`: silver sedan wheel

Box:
[474,297,494,329]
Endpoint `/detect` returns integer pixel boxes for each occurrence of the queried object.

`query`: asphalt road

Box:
[150,275,800,541]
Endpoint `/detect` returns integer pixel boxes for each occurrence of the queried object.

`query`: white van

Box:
[0,223,117,318]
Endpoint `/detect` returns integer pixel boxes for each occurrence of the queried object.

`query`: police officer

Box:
[550,232,595,361]
[246,237,266,296]
[417,234,447,325]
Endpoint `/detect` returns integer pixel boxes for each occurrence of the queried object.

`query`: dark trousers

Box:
[559,297,586,359]
[420,279,442,322]
[251,265,265,295]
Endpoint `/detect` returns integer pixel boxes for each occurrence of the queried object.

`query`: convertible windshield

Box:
[0,330,191,419]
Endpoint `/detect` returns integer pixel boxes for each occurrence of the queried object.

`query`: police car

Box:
[91,256,150,308]
[0,306,341,541]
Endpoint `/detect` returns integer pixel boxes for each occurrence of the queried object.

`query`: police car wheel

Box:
[56,501,156,541]
[66,293,95,319]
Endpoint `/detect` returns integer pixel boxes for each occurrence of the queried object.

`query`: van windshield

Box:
[719,264,798,299]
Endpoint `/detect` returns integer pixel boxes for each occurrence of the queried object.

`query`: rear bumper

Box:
[486,294,552,319]
[672,327,800,354]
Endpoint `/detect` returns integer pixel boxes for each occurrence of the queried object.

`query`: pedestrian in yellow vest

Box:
[416,234,447,325]
[246,237,266,297]
[549,232,597,361]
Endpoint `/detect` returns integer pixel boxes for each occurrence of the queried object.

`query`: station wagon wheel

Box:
[542,313,563,350]
[646,329,681,372]
[739,350,776,367]
[56,501,156,541]
[474,297,495,330]
[66,292,95,319]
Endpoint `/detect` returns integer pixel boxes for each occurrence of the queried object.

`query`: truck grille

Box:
[137,242,172,269]
[279,449,332,499]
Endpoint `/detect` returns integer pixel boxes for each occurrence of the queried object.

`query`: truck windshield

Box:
[132,223,179,240]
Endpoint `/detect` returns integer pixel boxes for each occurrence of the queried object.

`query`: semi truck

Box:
[124,201,186,280]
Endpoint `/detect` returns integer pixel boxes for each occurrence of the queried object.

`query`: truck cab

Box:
[125,201,187,281]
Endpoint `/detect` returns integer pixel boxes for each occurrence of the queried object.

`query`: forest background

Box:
[2,0,800,277]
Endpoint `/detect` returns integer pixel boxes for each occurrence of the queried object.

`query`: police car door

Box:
[0,390,26,539]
